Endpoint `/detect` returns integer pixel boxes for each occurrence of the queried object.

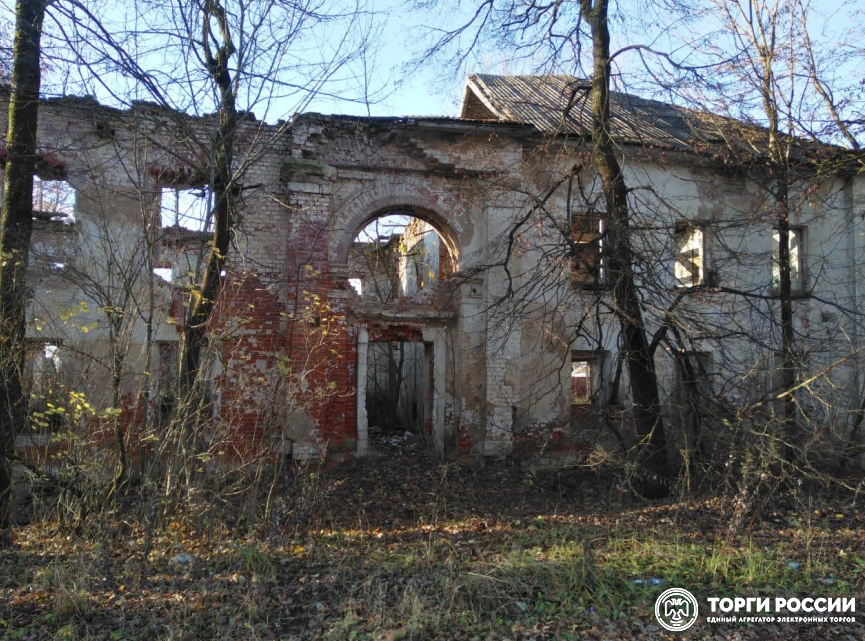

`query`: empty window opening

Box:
[33,177,75,220]
[365,340,432,446]
[153,267,173,282]
[773,227,804,292]
[674,222,705,288]
[349,213,452,302]
[570,352,604,431]
[570,216,604,287]
[571,359,593,405]
[161,186,210,231]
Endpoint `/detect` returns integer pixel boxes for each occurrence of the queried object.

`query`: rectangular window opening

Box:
[674,222,705,288]
[571,359,593,405]
[570,351,606,432]
[33,177,75,219]
[571,217,604,288]
[571,351,605,407]
[161,186,210,231]
[772,227,804,293]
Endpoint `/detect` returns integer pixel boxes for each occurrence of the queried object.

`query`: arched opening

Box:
[347,210,454,451]
[347,211,455,302]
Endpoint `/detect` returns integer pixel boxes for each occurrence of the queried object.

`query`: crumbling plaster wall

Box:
[6,93,864,465]
[504,149,865,464]
[1,96,175,414]
[1,94,299,456]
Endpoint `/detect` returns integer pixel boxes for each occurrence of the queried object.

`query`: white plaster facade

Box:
[2,80,863,466]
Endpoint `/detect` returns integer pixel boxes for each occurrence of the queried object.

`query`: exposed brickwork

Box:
[7,90,864,471]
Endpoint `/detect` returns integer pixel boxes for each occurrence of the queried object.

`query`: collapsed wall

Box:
[1,90,864,473]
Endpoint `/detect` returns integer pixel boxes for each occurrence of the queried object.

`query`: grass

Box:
[1,458,864,640]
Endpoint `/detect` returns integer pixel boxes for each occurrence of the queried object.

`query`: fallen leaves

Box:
[1,451,863,640]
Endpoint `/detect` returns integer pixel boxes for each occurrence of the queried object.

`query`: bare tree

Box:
[411,0,671,495]
[30,0,381,495]
[0,0,50,545]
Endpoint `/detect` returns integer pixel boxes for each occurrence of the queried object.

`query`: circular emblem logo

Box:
[655,588,699,632]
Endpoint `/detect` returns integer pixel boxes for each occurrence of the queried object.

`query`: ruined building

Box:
[4,75,865,469]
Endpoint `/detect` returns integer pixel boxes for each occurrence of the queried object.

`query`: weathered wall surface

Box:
[3,93,864,467]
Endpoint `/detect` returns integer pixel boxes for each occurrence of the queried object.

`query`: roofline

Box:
[460,74,508,121]
[292,111,534,133]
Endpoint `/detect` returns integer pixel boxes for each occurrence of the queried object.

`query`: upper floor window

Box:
[570,217,604,288]
[772,227,804,293]
[161,186,210,231]
[674,222,705,288]
[33,177,75,218]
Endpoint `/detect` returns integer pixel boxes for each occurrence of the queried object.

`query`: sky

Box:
[305,4,466,119]
[1,0,859,127]
[1,0,859,125]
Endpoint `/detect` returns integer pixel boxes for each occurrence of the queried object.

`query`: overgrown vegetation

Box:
[2,454,863,640]
[1,0,865,637]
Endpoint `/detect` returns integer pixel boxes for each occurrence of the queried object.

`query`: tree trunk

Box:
[759,45,797,464]
[170,2,236,490]
[582,0,670,497]
[0,0,48,545]
[177,0,236,412]
[775,174,797,461]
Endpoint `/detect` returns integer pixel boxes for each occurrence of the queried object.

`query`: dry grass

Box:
[2,454,864,640]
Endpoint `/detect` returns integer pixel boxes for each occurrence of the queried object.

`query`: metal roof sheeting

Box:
[463,74,780,154]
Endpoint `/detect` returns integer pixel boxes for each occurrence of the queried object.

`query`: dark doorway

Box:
[366,340,433,441]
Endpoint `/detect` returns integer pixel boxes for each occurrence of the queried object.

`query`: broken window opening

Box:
[160,186,210,231]
[772,227,805,293]
[349,213,450,302]
[571,358,594,406]
[674,222,705,288]
[570,351,604,432]
[33,177,75,220]
[570,217,605,288]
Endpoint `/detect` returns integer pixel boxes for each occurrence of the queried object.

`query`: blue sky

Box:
[286,0,862,127]
[306,8,461,118]
[290,1,476,120]
[1,0,860,129]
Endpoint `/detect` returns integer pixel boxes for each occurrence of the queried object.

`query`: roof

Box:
[460,74,830,158]
[293,111,532,132]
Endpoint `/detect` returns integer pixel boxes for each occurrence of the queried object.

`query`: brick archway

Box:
[330,181,466,269]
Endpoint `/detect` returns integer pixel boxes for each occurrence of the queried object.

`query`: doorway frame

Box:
[356,325,446,457]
